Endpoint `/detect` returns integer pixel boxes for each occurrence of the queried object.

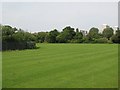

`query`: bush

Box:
[95,38,108,43]
[2,41,36,51]
[69,39,83,43]
[26,41,36,49]
[111,35,120,43]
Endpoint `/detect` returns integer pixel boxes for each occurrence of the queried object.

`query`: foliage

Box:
[56,33,66,43]
[36,32,47,43]
[95,38,108,43]
[46,29,59,43]
[103,25,114,40]
[111,28,120,43]
[1,25,36,50]
[74,32,83,40]
[88,27,99,39]
[1,24,119,47]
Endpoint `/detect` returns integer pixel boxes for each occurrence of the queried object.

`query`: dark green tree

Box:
[56,26,76,43]
[88,27,99,39]
[59,26,75,42]
[2,25,36,50]
[73,28,83,43]
[2,25,16,42]
[74,32,83,40]
[102,25,114,40]
[12,30,36,42]
[37,32,47,43]
[111,27,120,43]
[56,34,66,43]
[45,29,59,43]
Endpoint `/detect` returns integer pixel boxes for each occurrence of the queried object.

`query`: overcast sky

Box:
[1,2,118,32]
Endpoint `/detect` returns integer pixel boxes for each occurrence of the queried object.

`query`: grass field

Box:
[0,52,2,89]
[2,44,118,88]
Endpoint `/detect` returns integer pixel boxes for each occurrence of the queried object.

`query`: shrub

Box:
[26,41,36,49]
[111,35,120,43]
[95,38,108,43]
[69,39,83,43]
[2,41,36,51]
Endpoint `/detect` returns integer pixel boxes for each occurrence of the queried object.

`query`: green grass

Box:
[2,44,118,88]
[0,52,2,89]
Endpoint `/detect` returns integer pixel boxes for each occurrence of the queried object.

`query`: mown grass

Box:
[2,44,118,88]
[0,52,2,89]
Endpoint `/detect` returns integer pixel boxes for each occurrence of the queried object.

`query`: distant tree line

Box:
[1,25,120,50]
[34,25,120,44]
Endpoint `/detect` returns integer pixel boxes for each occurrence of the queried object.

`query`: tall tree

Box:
[88,27,99,39]
[62,26,75,42]
[37,32,47,43]
[45,29,59,43]
[102,25,114,40]
[2,25,16,42]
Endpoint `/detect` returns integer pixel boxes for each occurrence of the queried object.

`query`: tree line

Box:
[1,25,120,50]
[34,25,120,43]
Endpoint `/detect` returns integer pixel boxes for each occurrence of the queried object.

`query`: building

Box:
[80,30,88,36]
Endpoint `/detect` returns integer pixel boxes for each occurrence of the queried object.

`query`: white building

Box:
[80,30,88,36]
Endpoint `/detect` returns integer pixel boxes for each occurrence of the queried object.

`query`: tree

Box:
[74,32,83,40]
[111,27,120,43]
[63,26,75,40]
[37,32,47,43]
[0,25,2,41]
[0,24,2,51]
[49,29,59,43]
[2,25,16,42]
[2,25,36,50]
[102,25,114,40]
[2,25,15,36]
[95,38,108,43]
[88,27,99,39]
[58,26,75,42]
[45,29,59,43]
[12,30,36,42]
[72,28,83,43]
[56,34,66,43]
[83,34,93,43]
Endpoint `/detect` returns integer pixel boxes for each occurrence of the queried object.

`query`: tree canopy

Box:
[1,24,120,51]
[103,25,114,40]
[1,25,36,50]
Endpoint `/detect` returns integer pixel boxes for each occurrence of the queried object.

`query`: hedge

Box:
[2,41,36,51]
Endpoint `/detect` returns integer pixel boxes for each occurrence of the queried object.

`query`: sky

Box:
[1,1,118,32]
